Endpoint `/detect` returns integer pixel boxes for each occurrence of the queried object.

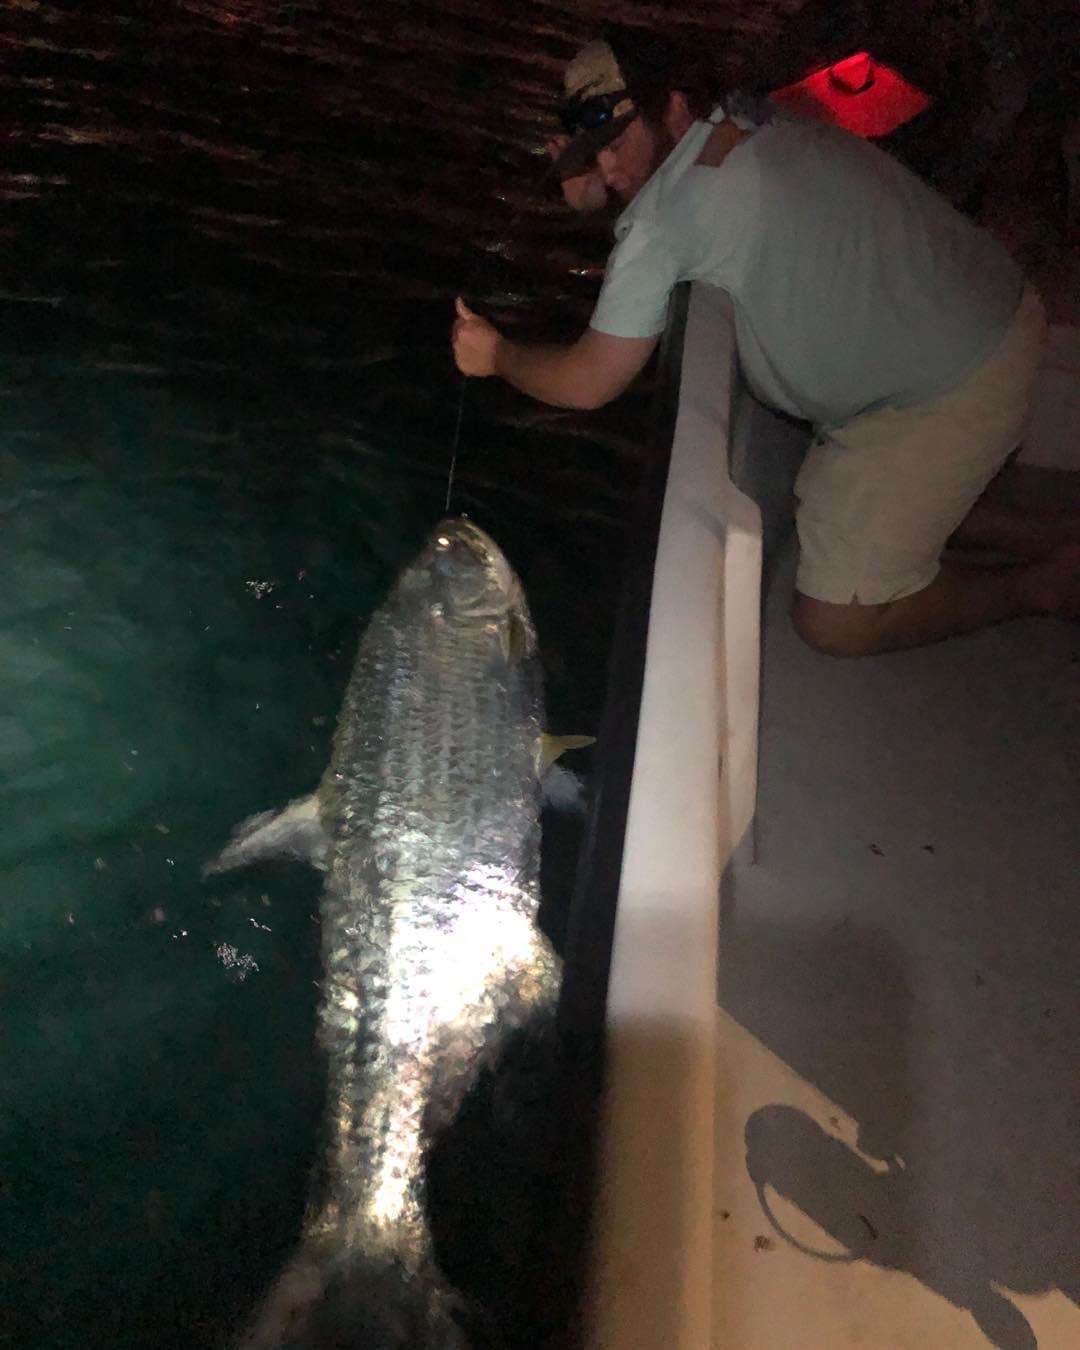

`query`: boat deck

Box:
[714,532,1079,1348]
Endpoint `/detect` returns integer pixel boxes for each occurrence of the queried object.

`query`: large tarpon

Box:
[207,518,584,1348]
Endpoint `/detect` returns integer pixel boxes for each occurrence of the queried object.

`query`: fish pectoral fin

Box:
[202,792,330,876]
[535,733,596,776]
[507,611,532,665]
[497,611,532,666]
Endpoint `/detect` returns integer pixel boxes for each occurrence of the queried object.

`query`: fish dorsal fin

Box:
[535,733,596,776]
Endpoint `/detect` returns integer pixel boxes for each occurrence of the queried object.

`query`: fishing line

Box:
[446,157,559,516]
[445,376,466,512]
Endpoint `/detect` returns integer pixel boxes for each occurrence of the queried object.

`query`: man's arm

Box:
[452,297,659,410]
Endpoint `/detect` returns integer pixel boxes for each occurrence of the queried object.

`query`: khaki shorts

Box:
[794,284,1047,605]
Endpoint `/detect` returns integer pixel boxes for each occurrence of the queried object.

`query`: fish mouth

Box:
[427,518,536,659]
[431,516,506,571]
[430,517,518,601]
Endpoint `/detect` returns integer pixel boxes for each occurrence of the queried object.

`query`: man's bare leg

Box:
[793,545,1080,658]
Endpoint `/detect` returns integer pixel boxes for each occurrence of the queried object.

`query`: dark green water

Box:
[1,2,648,1344]
[1,375,601,1347]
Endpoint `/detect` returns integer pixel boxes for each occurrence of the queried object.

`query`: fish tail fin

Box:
[237,1248,468,1349]
[235,1255,324,1348]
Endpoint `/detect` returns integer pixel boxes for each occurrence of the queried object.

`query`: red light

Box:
[828,51,874,95]
[770,51,931,139]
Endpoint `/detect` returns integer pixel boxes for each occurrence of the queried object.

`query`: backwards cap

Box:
[554,27,682,180]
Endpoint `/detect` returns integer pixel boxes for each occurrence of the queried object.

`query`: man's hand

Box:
[546,134,609,213]
[452,297,499,377]
[452,294,658,408]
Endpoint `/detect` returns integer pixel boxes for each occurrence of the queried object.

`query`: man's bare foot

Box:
[1022,542,1080,616]
[950,495,1080,560]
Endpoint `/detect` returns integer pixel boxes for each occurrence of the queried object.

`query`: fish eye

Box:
[436,535,451,550]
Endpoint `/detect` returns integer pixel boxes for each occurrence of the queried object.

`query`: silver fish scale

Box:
[307,525,560,1278]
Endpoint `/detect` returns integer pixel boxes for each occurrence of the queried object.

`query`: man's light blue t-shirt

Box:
[589,110,1024,430]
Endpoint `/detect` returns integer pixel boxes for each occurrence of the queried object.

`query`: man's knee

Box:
[791,592,885,658]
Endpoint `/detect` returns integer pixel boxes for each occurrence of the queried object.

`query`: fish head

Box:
[419,518,537,662]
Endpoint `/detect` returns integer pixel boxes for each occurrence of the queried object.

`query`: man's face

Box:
[594,112,676,204]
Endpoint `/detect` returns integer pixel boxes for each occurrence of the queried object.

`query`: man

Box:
[452,27,1079,656]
